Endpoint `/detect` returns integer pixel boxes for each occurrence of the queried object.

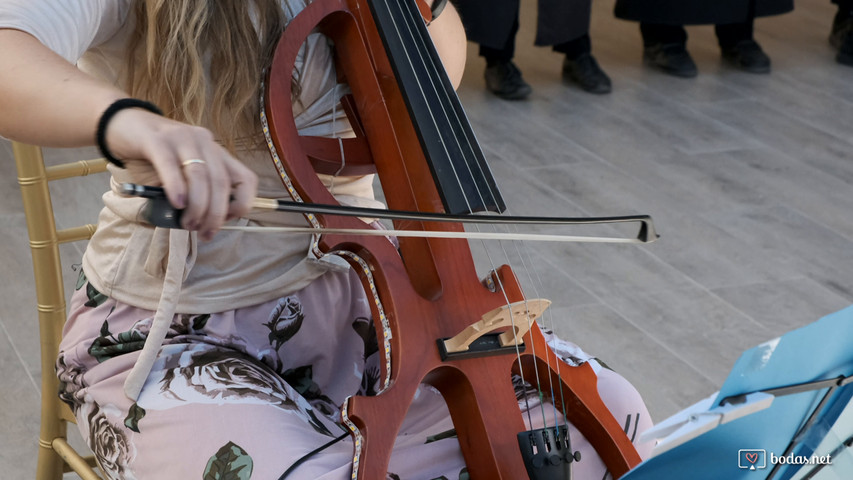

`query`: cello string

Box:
[377,0,481,208]
[369,0,538,431]
[388,0,550,429]
[492,226,550,430]
[469,229,537,430]
[395,0,560,429]
[395,0,502,209]
[508,224,572,433]
[495,225,557,426]
[392,0,559,429]
[410,8,572,438]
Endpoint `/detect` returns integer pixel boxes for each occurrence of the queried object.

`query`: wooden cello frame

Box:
[263,1,643,478]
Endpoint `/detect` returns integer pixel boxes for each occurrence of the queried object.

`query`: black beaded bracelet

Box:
[96,98,163,168]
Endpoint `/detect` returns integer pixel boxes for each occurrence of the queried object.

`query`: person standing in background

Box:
[613,0,794,77]
[455,0,612,99]
[831,0,853,65]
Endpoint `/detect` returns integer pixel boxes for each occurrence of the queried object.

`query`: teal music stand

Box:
[619,305,853,480]
[780,386,852,480]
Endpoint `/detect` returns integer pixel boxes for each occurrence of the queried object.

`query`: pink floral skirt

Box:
[57,268,653,479]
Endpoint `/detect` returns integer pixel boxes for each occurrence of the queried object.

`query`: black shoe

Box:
[722,39,771,73]
[484,61,532,100]
[830,17,853,66]
[643,43,698,78]
[562,53,612,94]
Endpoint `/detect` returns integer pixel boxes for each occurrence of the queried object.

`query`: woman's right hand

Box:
[0,29,257,241]
[103,108,258,241]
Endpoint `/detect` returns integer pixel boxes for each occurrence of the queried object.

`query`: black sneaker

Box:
[643,43,698,78]
[722,39,771,73]
[830,17,853,66]
[562,53,612,94]
[484,61,532,100]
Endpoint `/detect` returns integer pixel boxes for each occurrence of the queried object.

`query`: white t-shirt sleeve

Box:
[0,0,128,64]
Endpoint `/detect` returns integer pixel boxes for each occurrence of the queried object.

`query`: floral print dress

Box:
[57,267,653,479]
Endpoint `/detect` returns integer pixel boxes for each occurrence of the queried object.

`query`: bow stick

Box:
[122,183,659,244]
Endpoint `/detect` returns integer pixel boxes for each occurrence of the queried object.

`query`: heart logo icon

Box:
[746,452,758,464]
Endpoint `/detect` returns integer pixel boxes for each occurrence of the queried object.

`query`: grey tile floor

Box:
[2,0,852,477]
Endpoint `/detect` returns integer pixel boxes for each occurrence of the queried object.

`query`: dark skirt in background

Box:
[613,0,794,25]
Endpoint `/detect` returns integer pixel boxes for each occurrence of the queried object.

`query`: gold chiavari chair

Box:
[13,141,107,480]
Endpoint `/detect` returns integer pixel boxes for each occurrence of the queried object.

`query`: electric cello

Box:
[257,0,655,478]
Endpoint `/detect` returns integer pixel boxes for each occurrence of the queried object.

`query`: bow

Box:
[122,183,659,244]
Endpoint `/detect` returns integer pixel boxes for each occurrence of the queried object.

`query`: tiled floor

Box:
[2,0,852,477]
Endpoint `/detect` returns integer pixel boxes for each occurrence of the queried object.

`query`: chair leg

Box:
[53,438,104,480]
[35,439,65,480]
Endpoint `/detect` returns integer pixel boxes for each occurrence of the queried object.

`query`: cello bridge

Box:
[437,299,551,360]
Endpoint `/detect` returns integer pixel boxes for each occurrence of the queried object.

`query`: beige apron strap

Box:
[124,228,192,400]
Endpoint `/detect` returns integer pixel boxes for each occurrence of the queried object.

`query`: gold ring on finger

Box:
[181,158,206,168]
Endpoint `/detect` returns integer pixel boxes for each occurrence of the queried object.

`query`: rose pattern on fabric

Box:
[88,311,210,364]
[56,353,86,413]
[88,317,146,363]
[57,268,550,477]
[358,364,382,397]
[428,469,470,480]
[84,403,138,480]
[138,344,334,436]
[172,313,211,336]
[75,269,108,308]
[352,316,382,396]
[85,282,110,308]
[281,364,338,417]
[512,373,540,401]
[264,296,305,351]
[351,316,379,360]
[123,403,146,433]
[202,441,254,480]
[540,327,591,367]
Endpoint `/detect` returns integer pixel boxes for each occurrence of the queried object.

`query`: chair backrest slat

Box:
[46,158,108,181]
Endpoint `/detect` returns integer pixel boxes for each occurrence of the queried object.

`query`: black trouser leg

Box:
[479,15,520,65]
[834,0,853,25]
[715,21,754,49]
[640,23,688,47]
[553,34,592,60]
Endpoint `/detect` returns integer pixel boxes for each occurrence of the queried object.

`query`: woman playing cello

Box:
[0,0,652,477]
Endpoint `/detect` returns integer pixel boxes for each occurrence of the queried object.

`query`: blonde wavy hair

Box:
[126,0,286,153]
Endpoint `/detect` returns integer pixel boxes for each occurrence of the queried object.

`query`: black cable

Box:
[278,432,350,480]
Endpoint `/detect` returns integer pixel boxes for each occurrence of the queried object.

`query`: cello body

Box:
[262,0,642,478]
